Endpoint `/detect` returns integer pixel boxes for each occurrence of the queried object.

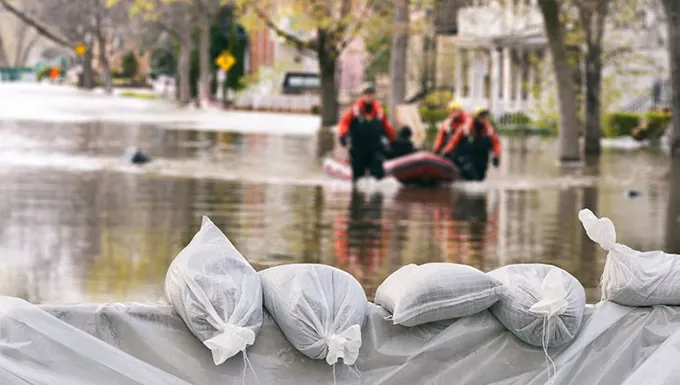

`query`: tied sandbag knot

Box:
[528,269,570,385]
[204,323,256,365]
[578,209,635,301]
[325,324,362,365]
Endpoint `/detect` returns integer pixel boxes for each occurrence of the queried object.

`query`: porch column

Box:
[515,47,524,111]
[527,48,536,109]
[502,46,512,113]
[455,47,463,100]
[490,47,501,114]
[468,49,476,100]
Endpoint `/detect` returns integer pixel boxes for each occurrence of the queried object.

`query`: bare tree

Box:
[538,0,581,162]
[113,0,196,104]
[576,0,610,156]
[1,0,130,91]
[0,0,42,67]
[388,0,409,122]
[253,0,380,125]
[0,34,9,66]
[194,0,223,107]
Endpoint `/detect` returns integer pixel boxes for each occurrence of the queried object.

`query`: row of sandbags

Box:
[163,209,680,369]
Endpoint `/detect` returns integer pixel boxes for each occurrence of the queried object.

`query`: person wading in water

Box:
[337,85,396,184]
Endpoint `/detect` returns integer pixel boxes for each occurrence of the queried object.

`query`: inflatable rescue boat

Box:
[323,151,459,185]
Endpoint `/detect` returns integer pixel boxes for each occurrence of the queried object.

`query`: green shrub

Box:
[121,51,139,78]
[419,106,449,129]
[310,105,321,115]
[644,111,672,139]
[498,112,531,125]
[603,112,640,138]
[421,90,454,110]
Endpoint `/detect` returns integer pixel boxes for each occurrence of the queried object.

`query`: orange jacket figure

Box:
[49,67,60,80]
[445,109,501,181]
[434,110,473,154]
[337,85,396,182]
[444,116,501,157]
[337,98,396,142]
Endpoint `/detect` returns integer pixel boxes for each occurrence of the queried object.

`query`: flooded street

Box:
[0,85,678,304]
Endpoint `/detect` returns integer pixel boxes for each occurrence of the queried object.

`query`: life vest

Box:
[351,101,385,122]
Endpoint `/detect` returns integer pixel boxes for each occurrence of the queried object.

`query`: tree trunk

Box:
[662,0,680,156]
[198,17,212,108]
[317,29,339,126]
[665,157,680,253]
[539,0,581,162]
[388,0,409,123]
[0,36,9,66]
[81,50,95,89]
[583,47,602,155]
[96,30,112,94]
[13,24,28,67]
[0,0,71,48]
[178,39,192,105]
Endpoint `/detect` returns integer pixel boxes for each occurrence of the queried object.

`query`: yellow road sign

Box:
[74,43,87,56]
[215,51,236,72]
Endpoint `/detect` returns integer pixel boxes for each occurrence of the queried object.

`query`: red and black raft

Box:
[322,151,459,185]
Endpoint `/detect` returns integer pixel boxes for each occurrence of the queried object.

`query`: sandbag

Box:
[375,263,503,327]
[259,263,367,365]
[488,263,586,348]
[164,216,263,365]
[579,208,680,306]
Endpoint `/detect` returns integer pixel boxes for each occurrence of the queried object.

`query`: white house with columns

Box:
[452,0,669,117]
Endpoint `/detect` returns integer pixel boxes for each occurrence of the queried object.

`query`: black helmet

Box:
[362,84,376,95]
[399,126,412,138]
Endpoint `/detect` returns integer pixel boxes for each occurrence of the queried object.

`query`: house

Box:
[246,14,367,100]
[449,0,668,116]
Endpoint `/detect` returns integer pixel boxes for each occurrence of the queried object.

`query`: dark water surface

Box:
[0,120,678,304]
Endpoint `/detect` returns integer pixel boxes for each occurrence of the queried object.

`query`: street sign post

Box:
[216,69,227,101]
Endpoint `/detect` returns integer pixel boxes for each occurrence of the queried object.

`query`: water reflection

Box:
[334,190,386,297]
[0,120,677,304]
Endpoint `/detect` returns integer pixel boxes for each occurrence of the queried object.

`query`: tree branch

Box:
[337,0,375,52]
[252,6,317,51]
[0,35,9,66]
[0,0,72,48]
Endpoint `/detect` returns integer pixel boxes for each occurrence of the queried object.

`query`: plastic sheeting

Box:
[0,296,670,384]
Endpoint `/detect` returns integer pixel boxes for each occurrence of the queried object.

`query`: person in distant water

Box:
[433,101,472,155]
[338,85,396,183]
[444,108,501,181]
[124,146,152,165]
[386,126,416,159]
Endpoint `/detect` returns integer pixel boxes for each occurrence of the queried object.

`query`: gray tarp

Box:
[1,296,680,384]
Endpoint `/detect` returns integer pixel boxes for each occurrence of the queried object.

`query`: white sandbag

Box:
[165,216,263,365]
[579,208,680,306]
[375,263,503,327]
[488,264,586,348]
[259,263,367,365]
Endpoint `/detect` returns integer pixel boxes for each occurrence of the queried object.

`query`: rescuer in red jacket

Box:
[444,108,501,181]
[433,101,473,155]
[337,85,396,183]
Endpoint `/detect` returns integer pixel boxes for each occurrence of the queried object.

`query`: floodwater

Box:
[0,98,678,305]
